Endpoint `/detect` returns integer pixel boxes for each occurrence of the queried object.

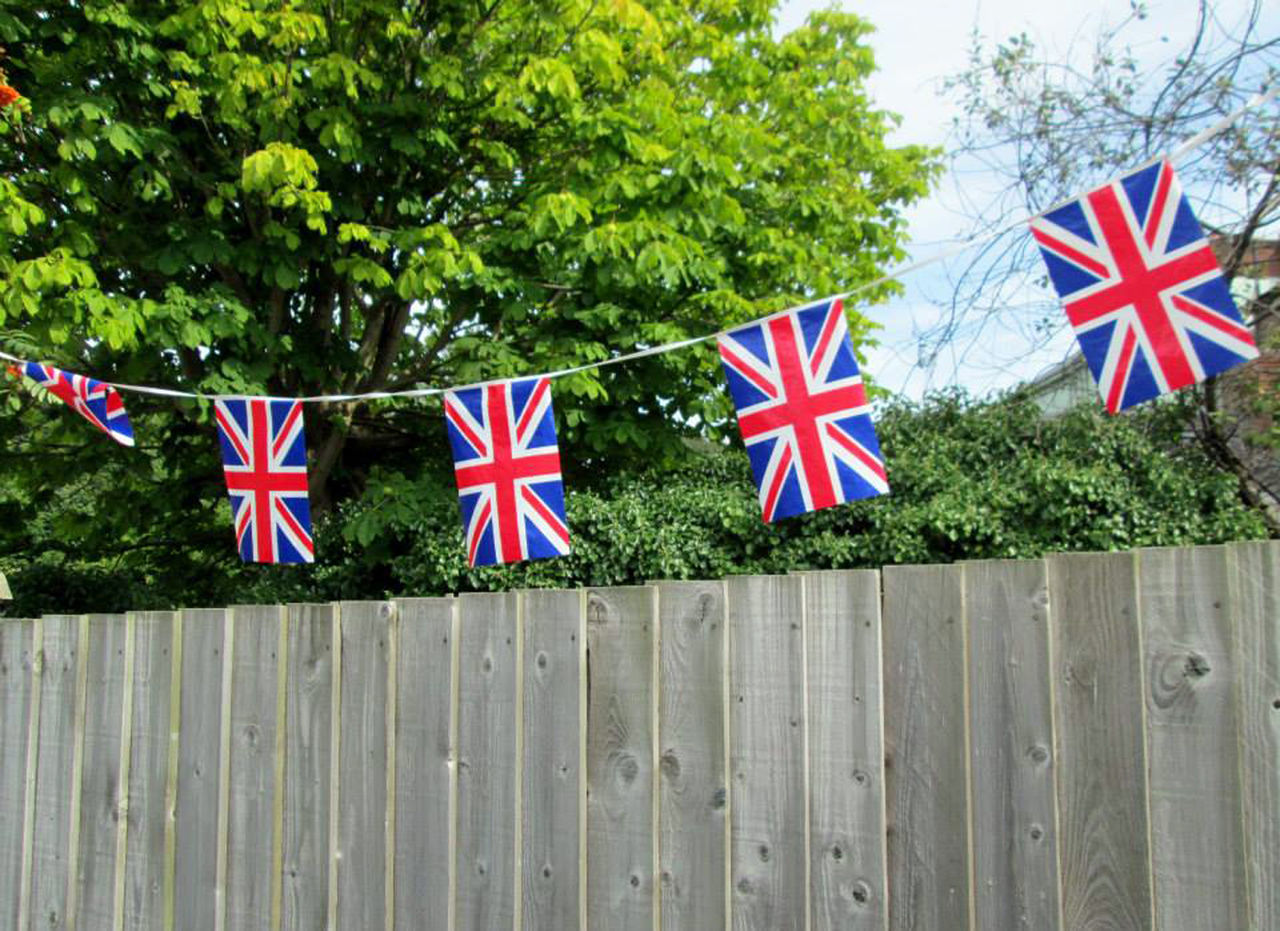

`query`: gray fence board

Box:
[122,612,175,929]
[0,618,33,929]
[28,615,82,931]
[1047,552,1153,930]
[282,604,334,931]
[225,605,285,930]
[882,565,971,931]
[392,598,455,931]
[964,559,1061,930]
[585,586,657,931]
[657,580,727,931]
[1229,541,1280,930]
[335,601,391,930]
[1139,546,1247,930]
[727,575,806,931]
[805,569,888,930]
[173,608,226,931]
[456,592,518,931]
[73,614,128,930]
[521,589,583,929]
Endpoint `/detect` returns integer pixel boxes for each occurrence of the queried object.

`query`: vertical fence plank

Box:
[805,570,888,930]
[963,559,1061,930]
[29,615,81,930]
[656,580,727,931]
[0,618,34,928]
[281,604,334,931]
[392,598,455,931]
[1139,546,1246,929]
[72,614,128,930]
[1047,552,1153,930]
[522,589,583,929]
[456,592,518,931]
[1229,541,1280,929]
[225,605,285,929]
[174,608,227,930]
[122,612,176,929]
[586,586,657,931]
[882,565,971,931]
[726,575,806,931]
[336,601,392,931]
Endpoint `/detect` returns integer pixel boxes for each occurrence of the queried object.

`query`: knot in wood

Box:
[614,751,639,786]
[660,750,680,781]
[1183,652,1210,678]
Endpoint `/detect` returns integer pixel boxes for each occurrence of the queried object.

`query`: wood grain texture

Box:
[456,592,518,931]
[804,570,888,930]
[280,604,334,931]
[1139,546,1247,929]
[656,580,727,931]
[28,615,82,931]
[1228,541,1280,930]
[963,559,1061,930]
[173,608,227,931]
[586,586,657,931]
[336,601,392,931]
[122,612,176,929]
[1047,552,1154,930]
[726,575,807,931]
[391,598,455,931]
[881,565,971,931]
[0,618,33,929]
[521,589,582,930]
[224,605,284,929]
[71,614,128,930]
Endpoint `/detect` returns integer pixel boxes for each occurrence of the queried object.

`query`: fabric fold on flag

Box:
[444,376,571,567]
[213,397,315,564]
[1030,158,1259,413]
[718,297,889,522]
[16,361,136,446]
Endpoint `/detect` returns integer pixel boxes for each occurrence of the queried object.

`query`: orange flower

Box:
[0,85,19,108]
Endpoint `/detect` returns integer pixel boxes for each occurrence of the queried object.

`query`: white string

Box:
[3,84,1274,404]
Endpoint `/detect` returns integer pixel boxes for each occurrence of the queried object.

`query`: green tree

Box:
[2,0,942,583]
[0,0,934,585]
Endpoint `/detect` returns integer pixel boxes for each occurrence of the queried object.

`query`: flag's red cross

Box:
[721,310,875,514]
[216,400,310,563]
[1031,175,1228,410]
[448,381,565,564]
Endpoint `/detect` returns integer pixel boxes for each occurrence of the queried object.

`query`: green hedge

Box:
[3,392,1268,615]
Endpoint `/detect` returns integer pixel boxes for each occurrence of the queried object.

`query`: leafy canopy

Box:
[0,0,934,585]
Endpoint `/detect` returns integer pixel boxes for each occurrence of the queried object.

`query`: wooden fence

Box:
[0,542,1276,930]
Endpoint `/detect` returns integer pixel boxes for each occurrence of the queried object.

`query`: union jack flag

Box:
[444,376,570,566]
[1030,159,1258,413]
[213,397,314,564]
[718,298,888,522]
[17,362,135,446]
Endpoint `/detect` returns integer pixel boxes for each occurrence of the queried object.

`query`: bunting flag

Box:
[213,397,314,564]
[444,376,571,566]
[717,298,889,522]
[16,361,135,446]
[1030,159,1259,413]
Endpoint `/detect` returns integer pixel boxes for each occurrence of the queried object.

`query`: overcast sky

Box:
[773,0,1278,399]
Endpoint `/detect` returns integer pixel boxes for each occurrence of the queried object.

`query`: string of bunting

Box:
[3,87,1275,568]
